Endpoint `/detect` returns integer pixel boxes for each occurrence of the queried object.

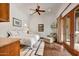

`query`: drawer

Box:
[0,41,20,56]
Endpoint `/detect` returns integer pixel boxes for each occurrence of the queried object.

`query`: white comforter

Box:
[20,34,40,48]
[8,31,40,48]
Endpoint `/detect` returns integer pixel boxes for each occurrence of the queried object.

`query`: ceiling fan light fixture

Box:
[30,4,45,15]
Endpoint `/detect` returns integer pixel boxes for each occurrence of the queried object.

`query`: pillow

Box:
[8,31,19,38]
[10,31,18,36]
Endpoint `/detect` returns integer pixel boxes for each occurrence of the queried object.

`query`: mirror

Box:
[65,16,70,45]
[74,8,79,51]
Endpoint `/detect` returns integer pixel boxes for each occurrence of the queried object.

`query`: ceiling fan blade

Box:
[39,10,45,12]
[30,11,37,15]
[37,11,40,15]
[37,6,40,10]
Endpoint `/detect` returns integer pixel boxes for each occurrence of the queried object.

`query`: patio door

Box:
[63,11,74,48]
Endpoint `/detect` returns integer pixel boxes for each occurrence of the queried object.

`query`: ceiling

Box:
[11,3,64,16]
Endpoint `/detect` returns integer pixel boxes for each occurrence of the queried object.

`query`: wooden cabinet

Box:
[0,38,20,56]
[0,3,9,22]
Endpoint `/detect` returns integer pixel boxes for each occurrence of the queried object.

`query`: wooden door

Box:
[69,11,74,48]
[63,5,79,56]
[63,10,74,48]
[74,5,79,52]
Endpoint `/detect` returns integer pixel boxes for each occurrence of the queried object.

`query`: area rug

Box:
[20,40,45,56]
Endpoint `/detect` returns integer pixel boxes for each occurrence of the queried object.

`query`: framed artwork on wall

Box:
[13,17,22,27]
[38,24,44,32]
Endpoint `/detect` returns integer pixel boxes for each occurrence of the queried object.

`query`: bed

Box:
[7,30,40,48]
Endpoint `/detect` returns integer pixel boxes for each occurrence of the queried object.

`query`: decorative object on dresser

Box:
[0,3,9,22]
[13,17,22,27]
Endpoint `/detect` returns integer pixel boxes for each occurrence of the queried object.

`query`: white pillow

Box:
[8,31,19,38]
[10,31,18,36]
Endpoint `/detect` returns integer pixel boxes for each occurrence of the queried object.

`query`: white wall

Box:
[0,3,28,37]
[29,13,56,37]
[0,22,10,37]
[10,3,28,30]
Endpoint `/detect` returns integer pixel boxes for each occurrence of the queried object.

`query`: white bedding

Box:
[20,34,40,48]
[8,31,40,48]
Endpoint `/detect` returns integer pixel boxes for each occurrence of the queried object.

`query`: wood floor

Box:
[43,42,71,56]
[20,41,72,56]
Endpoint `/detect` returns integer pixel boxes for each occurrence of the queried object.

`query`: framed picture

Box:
[13,17,22,27]
[38,24,44,32]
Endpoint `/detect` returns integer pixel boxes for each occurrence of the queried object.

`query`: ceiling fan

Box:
[30,4,45,15]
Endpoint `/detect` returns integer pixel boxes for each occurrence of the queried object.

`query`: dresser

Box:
[0,38,20,56]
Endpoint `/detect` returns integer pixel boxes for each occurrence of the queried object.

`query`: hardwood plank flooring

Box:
[43,42,71,56]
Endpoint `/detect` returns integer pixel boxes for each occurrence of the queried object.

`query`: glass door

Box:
[74,8,79,51]
[65,16,70,46]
